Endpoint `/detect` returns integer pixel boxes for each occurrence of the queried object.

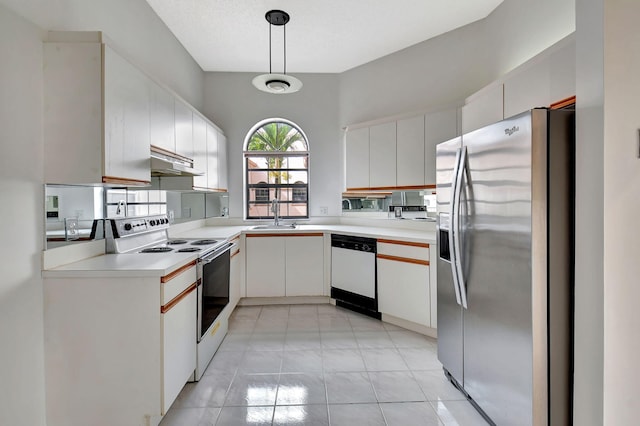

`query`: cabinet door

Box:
[462,82,504,134]
[217,130,228,191]
[503,57,551,119]
[206,123,219,191]
[285,236,324,296]
[192,113,208,190]
[149,81,175,153]
[425,108,458,185]
[245,236,286,297]
[345,127,370,189]
[369,122,397,188]
[43,42,103,184]
[549,41,576,105]
[377,258,430,327]
[103,46,151,184]
[162,289,196,414]
[174,98,194,159]
[396,116,425,186]
[230,243,242,307]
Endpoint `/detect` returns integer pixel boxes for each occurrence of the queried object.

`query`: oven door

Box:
[197,243,232,342]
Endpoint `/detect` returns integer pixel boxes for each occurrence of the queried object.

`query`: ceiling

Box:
[145,0,504,74]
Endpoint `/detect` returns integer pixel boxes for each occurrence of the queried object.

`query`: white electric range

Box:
[105,214,233,380]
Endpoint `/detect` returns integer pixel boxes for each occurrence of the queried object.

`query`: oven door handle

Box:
[199,242,233,264]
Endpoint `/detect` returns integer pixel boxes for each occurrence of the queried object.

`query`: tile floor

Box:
[160,304,488,425]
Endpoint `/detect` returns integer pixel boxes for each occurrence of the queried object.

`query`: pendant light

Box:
[252,10,302,94]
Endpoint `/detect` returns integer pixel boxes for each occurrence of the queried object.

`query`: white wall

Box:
[0,0,204,108]
[0,5,46,426]
[574,0,604,424]
[203,73,342,218]
[602,0,640,423]
[339,0,576,127]
[483,0,576,78]
[0,1,206,424]
[339,19,489,126]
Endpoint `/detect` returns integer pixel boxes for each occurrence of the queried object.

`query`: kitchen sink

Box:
[251,223,297,230]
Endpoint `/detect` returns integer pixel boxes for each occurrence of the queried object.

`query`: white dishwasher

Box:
[330,234,380,318]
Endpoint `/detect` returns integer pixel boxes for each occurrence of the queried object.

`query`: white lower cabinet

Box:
[246,236,286,297]
[245,234,325,297]
[285,235,324,296]
[43,261,198,426]
[377,240,433,328]
[161,285,196,414]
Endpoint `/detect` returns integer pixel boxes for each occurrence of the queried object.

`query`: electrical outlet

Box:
[319,206,329,215]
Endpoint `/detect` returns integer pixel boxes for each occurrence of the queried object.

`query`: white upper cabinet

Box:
[369,122,397,188]
[43,36,150,185]
[206,123,219,191]
[425,108,458,185]
[191,113,208,190]
[217,130,228,192]
[396,116,425,186]
[345,127,370,190]
[503,58,551,119]
[149,80,175,153]
[174,98,194,160]
[462,82,504,134]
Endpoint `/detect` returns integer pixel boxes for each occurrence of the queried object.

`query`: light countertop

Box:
[43,223,436,278]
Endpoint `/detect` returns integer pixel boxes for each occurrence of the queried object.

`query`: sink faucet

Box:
[271,198,279,226]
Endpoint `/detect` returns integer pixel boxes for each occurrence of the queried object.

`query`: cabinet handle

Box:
[377,253,429,266]
[377,239,429,248]
[161,282,196,314]
[161,260,197,283]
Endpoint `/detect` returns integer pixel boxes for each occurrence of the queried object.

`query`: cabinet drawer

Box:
[377,239,429,261]
[161,261,197,305]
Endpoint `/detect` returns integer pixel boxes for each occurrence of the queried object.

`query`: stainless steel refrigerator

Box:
[436,109,573,425]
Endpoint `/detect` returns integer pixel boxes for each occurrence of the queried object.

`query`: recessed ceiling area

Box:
[145,0,504,74]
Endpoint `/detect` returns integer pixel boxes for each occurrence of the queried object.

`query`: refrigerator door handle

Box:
[452,146,468,309]
[449,148,463,306]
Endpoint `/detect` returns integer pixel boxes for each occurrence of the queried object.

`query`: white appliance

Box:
[105,215,233,381]
[330,234,379,318]
[436,109,574,425]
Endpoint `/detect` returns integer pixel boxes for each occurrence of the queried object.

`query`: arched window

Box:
[244,119,309,219]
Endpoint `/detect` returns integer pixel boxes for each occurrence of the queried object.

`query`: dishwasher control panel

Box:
[330,234,377,253]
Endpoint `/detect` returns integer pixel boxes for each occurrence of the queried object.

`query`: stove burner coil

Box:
[167,240,188,245]
[177,247,201,252]
[191,239,219,245]
[140,247,173,253]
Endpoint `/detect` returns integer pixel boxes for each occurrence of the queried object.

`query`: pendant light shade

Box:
[252,10,302,94]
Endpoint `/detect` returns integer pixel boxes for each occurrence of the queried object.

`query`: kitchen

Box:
[0,0,636,426]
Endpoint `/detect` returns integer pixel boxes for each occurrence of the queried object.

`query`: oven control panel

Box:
[110,215,170,237]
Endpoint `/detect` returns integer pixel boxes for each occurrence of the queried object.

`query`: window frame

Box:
[243,119,310,220]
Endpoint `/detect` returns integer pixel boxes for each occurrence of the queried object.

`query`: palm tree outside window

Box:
[244,119,309,219]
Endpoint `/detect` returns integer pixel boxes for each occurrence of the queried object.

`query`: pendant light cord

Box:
[269,21,272,74]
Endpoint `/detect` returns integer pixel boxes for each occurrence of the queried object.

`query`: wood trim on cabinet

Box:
[191,186,228,193]
[245,232,324,238]
[377,239,430,248]
[160,260,197,283]
[161,282,196,314]
[102,176,151,186]
[229,235,240,243]
[231,249,240,258]
[150,144,194,164]
[377,253,429,266]
[346,184,436,191]
[550,96,576,110]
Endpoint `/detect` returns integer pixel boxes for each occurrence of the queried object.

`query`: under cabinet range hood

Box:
[150,147,204,177]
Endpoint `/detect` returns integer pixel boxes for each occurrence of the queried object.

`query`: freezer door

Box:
[435,137,464,384]
[462,111,535,425]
